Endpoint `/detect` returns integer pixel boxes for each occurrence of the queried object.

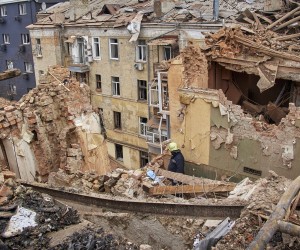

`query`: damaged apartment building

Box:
[26,0,300,180]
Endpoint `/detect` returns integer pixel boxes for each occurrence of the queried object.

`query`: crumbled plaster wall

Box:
[210,90,300,170]
[0,66,111,182]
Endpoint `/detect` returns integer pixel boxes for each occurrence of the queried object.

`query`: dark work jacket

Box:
[168,150,184,174]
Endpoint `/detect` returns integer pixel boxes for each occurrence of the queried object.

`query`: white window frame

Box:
[3,34,10,44]
[0,6,7,17]
[24,62,33,73]
[164,46,172,61]
[6,60,13,70]
[136,40,147,62]
[19,3,26,15]
[112,76,120,96]
[21,34,30,45]
[109,38,119,60]
[92,37,101,59]
[139,117,147,136]
[35,38,42,56]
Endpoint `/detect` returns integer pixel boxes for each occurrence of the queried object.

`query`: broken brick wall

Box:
[0,66,111,182]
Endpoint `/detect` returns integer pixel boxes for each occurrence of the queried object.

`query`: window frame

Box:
[140,151,149,168]
[35,38,42,56]
[18,3,27,15]
[3,34,10,44]
[95,74,102,91]
[113,111,122,130]
[0,6,7,17]
[112,76,120,96]
[164,46,172,61]
[138,79,147,101]
[115,144,123,161]
[109,38,119,60]
[21,34,30,45]
[136,40,147,62]
[6,60,13,70]
[92,37,101,59]
[139,117,147,136]
[24,62,33,73]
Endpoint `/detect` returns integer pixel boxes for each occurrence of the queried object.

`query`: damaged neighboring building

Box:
[0,66,111,182]
[26,0,300,179]
[27,0,224,169]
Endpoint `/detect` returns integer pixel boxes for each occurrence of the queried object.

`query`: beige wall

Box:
[29,29,63,84]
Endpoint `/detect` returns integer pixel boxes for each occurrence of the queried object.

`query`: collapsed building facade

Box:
[21,0,300,180]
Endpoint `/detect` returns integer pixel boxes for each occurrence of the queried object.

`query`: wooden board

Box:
[148,184,235,196]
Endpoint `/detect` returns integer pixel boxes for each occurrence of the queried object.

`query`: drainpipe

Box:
[213,0,219,21]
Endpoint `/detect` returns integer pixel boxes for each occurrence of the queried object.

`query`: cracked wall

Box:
[168,47,300,180]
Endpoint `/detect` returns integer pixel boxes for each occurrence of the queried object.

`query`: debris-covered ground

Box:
[215,172,300,249]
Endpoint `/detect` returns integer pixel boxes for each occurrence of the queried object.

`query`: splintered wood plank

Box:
[148,184,235,196]
[154,167,236,187]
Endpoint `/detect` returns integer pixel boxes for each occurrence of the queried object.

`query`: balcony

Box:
[68,56,90,73]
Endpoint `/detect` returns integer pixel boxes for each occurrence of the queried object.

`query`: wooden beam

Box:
[0,69,21,81]
[147,184,235,196]
[274,33,300,41]
[274,15,300,31]
[278,220,300,237]
[267,6,300,29]
[154,167,236,187]
[234,35,300,62]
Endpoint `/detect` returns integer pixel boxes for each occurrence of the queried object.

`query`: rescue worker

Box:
[167,142,184,174]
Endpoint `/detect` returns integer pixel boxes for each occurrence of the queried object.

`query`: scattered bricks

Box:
[49,92,57,97]
[29,97,35,104]
[0,185,13,198]
[9,120,16,126]
[67,148,82,157]
[4,105,15,112]
[82,179,93,189]
[0,197,8,206]
[0,116,5,122]
[6,116,16,122]
[1,170,16,180]
[5,112,13,118]
[27,117,37,125]
[130,169,144,180]
[71,143,80,149]
[68,115,75,121]
[2,122,10,128]
[0,124,3,129]
[93,184,101,191]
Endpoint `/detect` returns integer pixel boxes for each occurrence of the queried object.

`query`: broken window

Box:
[35,38,42,56]
[109,38,119,60]
[96,74,102,91]
[21,34,30,44]
[75,37,85,64]
[24,62,33,73]
[164,46,172,61]
[139,117,147,136]
[112,76,120,96]
[136,40,147,62]
[0,6,7,16]
[6,60,13,70]
[92,37,101,59]
[19,3,26,15]
[115,144,123,161]
[140,151,148,168]
[3,34,9,44]
[113,111,121,130]
[138,80,147,101]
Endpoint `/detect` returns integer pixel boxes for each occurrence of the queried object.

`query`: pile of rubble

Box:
[0,66,110,183]
[215,171,300,249]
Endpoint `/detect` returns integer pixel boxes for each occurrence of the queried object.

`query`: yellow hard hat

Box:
[168,142,178,152]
